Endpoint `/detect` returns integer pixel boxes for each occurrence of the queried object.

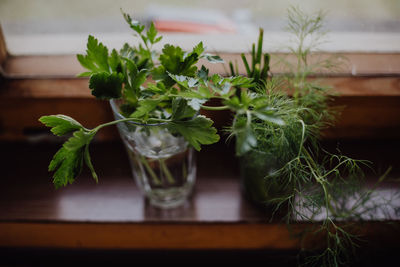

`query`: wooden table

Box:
[0,140,399,265]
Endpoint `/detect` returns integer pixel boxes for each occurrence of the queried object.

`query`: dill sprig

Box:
[228,6,395,267]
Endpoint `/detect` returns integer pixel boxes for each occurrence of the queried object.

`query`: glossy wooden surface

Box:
[0,141,399,250]
[4,53,400,78]
[0,142,265,223]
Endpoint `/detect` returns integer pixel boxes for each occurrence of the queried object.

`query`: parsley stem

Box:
[159,158,175,184]
[139,155,162,185]
[200,105,229,111]
[91,117,169,132]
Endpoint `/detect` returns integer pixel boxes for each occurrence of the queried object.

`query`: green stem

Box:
[92,117,169,132]
[241,53,251,77]
[139,155,162,185]
[200,105,230,111]
[159,159,175,184]
[297,120,306,158]
[303,148,335,218]
[229,61,235,76]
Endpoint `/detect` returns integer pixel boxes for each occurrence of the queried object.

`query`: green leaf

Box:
[192,42,205,56]
[63,130,92,150]
[180,53,199,76]
[77,35,109,74]
[151,65,168,81]
[147,22,158,44]
[204,54,224,63]
[49,130,94,189]
[122,11,145,34]
[131,69,147,91]
[160,44,199,76]
[123,57,139,75]
[167,115,220,151]
[108,49,120,72]
[50,147,82,189]
[210,73,225,85]
[229,76,255,88]
[198,85,213,98]
[223,96,242,110]
[159,44,184,74]
[169,74,198,89]
[143,82,167,96]
[197,65,209,80]
[77,71,92,78]
[130,98,163,118]
[154,36,163,43]
[123,85,138,106]
[177,87,209,111]
[155,44,202,87]
[89,72,124,100]
[39,115,83,136]
[171,98,196,120]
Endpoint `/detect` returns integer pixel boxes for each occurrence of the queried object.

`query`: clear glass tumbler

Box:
[110,99,196,209]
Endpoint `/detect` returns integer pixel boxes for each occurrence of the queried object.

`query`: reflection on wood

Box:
[0,141,399,250]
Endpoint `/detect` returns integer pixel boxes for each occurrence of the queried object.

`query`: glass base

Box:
[148,195,187,209]
[145,186,194,209]
[111,99,197,209]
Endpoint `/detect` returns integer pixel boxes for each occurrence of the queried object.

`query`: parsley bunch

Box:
[39,12,284,188]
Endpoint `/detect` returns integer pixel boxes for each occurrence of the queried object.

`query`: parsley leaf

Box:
[130,97,164,119]
[159,44,185,74]
[131,69,147,93]
[167,115,220,151]
[89,72,124,99]
[48,130,97,188]
[146,22,160,44]
[108,49,121,72]
[122,11,145,34]
[192,42,205,56]
[204,54,224,63]
[197,65,209,80]
[169,74,199,89]
[155,43,202,87]
[39,115,83,136]
[120,43,151,70]
[171,98,196,120]
[77,35,110,74]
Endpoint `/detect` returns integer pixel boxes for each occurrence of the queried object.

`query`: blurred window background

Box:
[1,0,399,55]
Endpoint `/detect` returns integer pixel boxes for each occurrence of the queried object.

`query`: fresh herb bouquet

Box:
[39,8,392,265]
[39,12,282,207]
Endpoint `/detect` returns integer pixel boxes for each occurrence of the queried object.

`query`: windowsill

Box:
[0,140,399,250]
[5,32,400,56]
[3,52,400,78]
[0,49,399,262]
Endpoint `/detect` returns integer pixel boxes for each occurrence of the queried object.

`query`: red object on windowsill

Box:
[153,20,236,34]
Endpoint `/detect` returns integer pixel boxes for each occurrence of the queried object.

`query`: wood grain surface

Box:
[4,53,400,78]
[0,141,399,250]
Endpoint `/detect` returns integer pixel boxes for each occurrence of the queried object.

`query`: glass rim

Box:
[109,99,168,127]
